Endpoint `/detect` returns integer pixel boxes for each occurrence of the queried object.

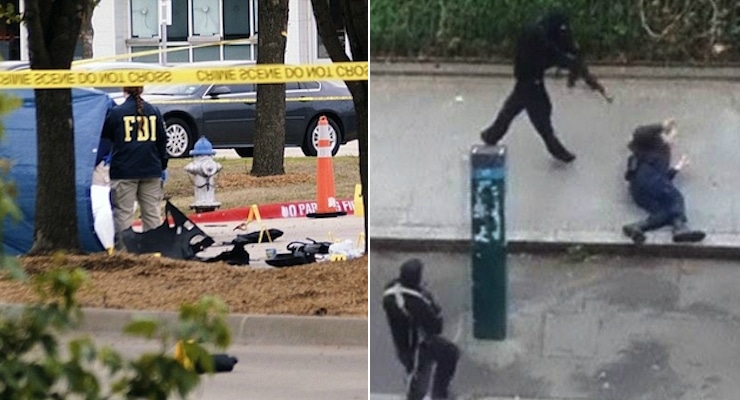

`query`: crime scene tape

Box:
[0,62,368,89]
[71,38,254,66]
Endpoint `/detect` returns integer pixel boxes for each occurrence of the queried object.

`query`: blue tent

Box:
[0,88,111,255]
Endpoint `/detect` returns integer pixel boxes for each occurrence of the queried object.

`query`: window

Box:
[131,0,159,38]
[192,0,220,36]
[168,0,189,41]
[224,84,255,94]
[223,0,251,39]
[129,0,258,63]
[316,0,346,59]
[301,81,320,91]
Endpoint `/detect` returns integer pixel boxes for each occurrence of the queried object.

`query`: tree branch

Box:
[311,0,350,63]
[341,0,367,62]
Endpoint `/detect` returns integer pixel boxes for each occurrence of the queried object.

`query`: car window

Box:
[285,82,301,91]
[225,84,256,94]
[145,84,201,95]
[300,81,320,91]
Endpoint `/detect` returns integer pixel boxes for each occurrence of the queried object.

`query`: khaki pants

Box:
[110,178,163,249]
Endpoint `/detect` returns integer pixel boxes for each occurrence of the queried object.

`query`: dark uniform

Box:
[481,11,606,162]
[382,259,459,400]
[622,123,705,244]
[102,92,169,245]
[102,96,168,181]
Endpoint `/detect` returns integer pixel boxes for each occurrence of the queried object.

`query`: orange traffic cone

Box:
[307,116,347,218]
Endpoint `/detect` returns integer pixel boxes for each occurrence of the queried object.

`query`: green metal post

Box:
[470,144,507,340]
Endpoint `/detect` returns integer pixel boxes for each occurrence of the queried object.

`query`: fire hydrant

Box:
[184,136,222,213]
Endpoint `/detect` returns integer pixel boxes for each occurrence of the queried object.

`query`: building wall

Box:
[20,0,342,65]
[92,1,129,59]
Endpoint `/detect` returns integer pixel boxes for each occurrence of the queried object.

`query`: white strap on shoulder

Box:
[383,283,432,315]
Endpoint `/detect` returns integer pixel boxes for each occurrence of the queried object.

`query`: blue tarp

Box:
[0,88,111,255]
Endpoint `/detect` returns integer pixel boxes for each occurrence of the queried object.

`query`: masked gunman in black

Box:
[622,119,705,244]
[382,259,460,400]
[481,11,611,162]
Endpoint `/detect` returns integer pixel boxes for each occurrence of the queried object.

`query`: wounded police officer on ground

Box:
[622,119,706,244]
[480,10,611,163]
[382,259,459,400]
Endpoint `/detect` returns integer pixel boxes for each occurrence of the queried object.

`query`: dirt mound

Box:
[0,253,367,317]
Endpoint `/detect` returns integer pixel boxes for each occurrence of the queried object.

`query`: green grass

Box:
[163,156,361,212]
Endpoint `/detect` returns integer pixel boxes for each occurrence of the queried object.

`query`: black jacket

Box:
[514,12,602,92]
[382,277,443,372]
[102,96,168,180]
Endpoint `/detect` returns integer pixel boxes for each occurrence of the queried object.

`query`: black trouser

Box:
[407,336,460,400]
[481,79,571,157]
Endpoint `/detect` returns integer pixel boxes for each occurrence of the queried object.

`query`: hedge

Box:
[370,0,740,63]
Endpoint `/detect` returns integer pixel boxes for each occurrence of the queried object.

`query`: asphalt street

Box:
[370,250,740,400]
[80,333,367,400]
[369,71,740,246]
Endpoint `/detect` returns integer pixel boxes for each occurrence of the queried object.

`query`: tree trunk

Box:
[24,0,85,255]
[251,0,289,177]
[80,2,96,59]
[311,0,368,252]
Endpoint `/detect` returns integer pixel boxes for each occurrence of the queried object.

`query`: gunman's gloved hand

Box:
[161,170,168,183]
[584,73,613,103]
[399,351,414,374]
[567,69,578,88]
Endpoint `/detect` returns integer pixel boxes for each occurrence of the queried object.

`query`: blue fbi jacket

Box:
[102,96,168,180]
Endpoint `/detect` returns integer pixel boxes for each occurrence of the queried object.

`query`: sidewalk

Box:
[369,250,740,400]
[370,64,740,256]
[371,61,740,81]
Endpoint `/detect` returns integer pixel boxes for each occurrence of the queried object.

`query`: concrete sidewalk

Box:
[370,65,740,255]
[370,250,740,400]
[371,61,740,81]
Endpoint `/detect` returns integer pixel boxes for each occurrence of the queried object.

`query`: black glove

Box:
[399,351,414,373]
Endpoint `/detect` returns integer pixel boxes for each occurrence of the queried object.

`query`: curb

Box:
[132,198,356,227]
[370,61,740,82]
[370,237,740,260]
[79,308,367,347]
[188,198,356,223]
[0,305,367,347]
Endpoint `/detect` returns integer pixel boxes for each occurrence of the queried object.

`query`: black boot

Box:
[622,222,647,244]
[672,218,706,243]
[544,138,576,163]
[480,127,501,146]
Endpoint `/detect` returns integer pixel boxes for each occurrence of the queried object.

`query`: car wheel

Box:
[165,117,193,158]
[302,116,342,157]
[234,147,254,158]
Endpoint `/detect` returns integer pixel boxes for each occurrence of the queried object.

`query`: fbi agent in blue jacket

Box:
[481,10,610,163]
[622,120,705,244]
[102,86,168,250]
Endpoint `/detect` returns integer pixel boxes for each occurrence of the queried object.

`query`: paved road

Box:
[370,72,740,246]
[81,333,367,400]
[370,250,740,400]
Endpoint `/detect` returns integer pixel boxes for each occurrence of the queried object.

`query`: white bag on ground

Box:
[91,184,115,251]
[328,239,364,260]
